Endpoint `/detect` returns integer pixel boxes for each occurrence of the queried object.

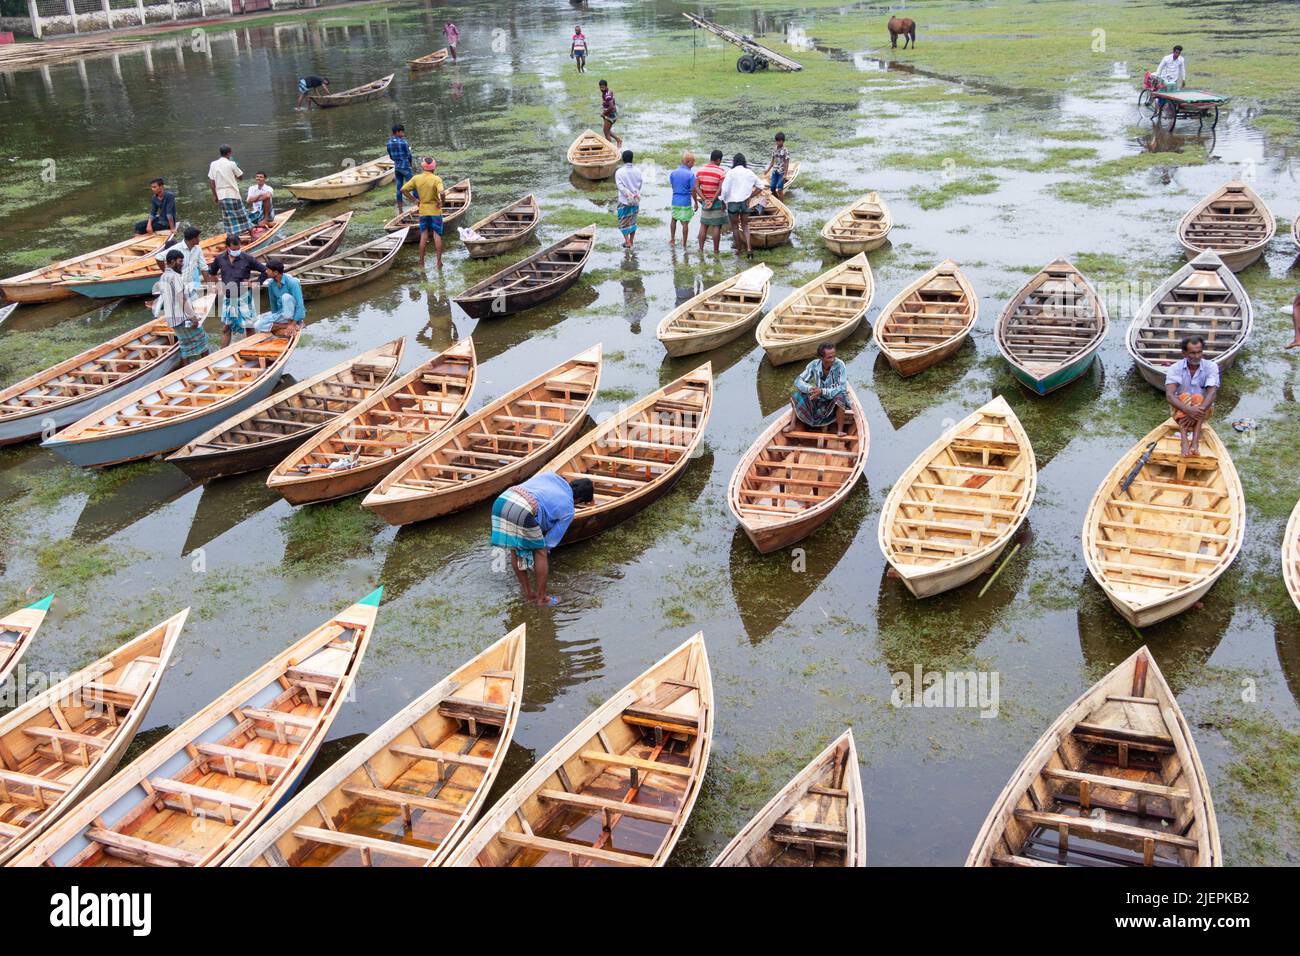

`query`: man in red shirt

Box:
[693,149,728,253]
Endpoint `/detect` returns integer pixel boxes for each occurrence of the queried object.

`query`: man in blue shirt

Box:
[387,124,415,215]
[1164,335,1219,457]
[668,152,696,249]
[135,178,176,235]
[490,472,595,605]
[254,259,306,337]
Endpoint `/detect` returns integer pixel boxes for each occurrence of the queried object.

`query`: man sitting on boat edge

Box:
[1165,335,1218,458]
[251,259,306,338]
[785,342,850,437]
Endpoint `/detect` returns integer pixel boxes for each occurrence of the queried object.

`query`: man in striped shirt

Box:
[693,150,727,254]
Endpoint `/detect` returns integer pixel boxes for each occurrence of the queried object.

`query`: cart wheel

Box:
[737,54,756,73]
[1137,89,1150,108]
[757,58,770,70]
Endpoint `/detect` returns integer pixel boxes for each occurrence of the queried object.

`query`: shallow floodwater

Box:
[1,0,1297,865]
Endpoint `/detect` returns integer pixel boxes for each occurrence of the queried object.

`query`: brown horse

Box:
[888,16,916,49]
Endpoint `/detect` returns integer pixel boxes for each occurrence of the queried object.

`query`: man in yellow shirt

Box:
[400,157,446,268]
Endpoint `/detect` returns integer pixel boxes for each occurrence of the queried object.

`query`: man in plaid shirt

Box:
[387,124,415,214]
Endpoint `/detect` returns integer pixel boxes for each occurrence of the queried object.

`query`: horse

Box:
[888,16,916,49]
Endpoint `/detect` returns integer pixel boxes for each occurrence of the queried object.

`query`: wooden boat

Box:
[995,258,1108,395]
[61,211,296,299]
[567,129,620,180]
[167,339,405,482]
[296,229,408,301]
[755,254,874,366]
[545,364,712,544]
[873,259,978,377]
[11,591,379,868]
[967,646,1220,867]
[821,192,892,255]
[1284,497,1300,615]
[1177,180,1273,272]
[0,317,185,447]
[0,594,54,690]
[310,73,395,108]
[408,48,449,70]
[286,157,395,202]
[878,396,1036,598]
[267,339,476,506]
[461,195,540,258]
[226,626,525,868]
[42,330,296,468]
[364,346,601,526]
[746,190,794,249]
[1126,250,1252,391]
[384,179,473,242]
[0,609,185,866]
[0,232,172,304]
[453,227,595,319]
[729,384,867,554]
[780,160,802,191]
[656,265,770,357]
[446,634,712,867]
[712,729,865,867]
[1082,420,1243,628]
[252,212,353,272]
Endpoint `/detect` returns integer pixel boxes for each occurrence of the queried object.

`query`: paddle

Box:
[1118,441,1158,495]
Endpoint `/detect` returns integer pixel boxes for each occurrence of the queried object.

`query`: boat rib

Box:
[267,339,476,505]
[1082,420,1243,628]
[384,179,472,241]
[286,157,395,202]
[967,646,1221,867]
[0,594,54,690]
[1176,179,1273,272]
[878,395,1036,598]
[995,258,1108,395]
[874,259,978,377]
[544,363,713,544]
[446,634,712,868]
[656,265,771,357]
[364,345,601,526]
[295,229,408,301]
[461,195,540,259]
[713,729,865,867]
[821,192,892,255]
[756,254,874,366]
[567,129,620,180]
[227,625,525,868]
[729,384,868,554]
[453,227,595,319]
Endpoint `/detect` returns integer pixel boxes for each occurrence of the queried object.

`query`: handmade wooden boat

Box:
[286,157,395,202]
[408,48,449,70]
[567,129,620,180]
[874,259,978,377]
[61,211,296,299]
[296,229,408,301]
[1177,180,1273,272]
[42,331,296,468]
[267,339,476,505]
[821,192,892,256]
[167,339,405,482]
[967,646,1220,867]
[746,190,794,249]
[0,232,172,304]
[713,729,865,867]
[461,195,540,258]
[0,609,185,866]
[1126,250,1252,391]
[0,317,186,446]
[729,385,867,554]
[545,364,712,543]
[996,258,1108,395]
[878,396,1036,598]
[446,634,712,867]
[384,179,472,242]
[226,626,525,868]
[1285,497,1300,615]
[780,160,802,191]
[756,254,873,366]
[11,591,379,868]
[252,212,353,272]
[1082,420,1243,628]
[454,227,595,319]
[0,594,54,690]
[364,346,600,526]
[310,73,395,108]
[656,265,771,357]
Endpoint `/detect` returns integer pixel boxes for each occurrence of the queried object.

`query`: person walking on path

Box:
[208,145,249,238]
[668,152,697,249]
[615,150,643,249]
[693,149,728,254]
[401,157,447,269]
[387,124,415,215]
[599,79,622,147]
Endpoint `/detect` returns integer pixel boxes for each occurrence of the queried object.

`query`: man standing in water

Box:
[400,157,446,269]
[490,473,594,606]
[694,149,728,254]
[570,25,588,73]
[1165,335,1218,457]
[295,74,329,110]
[615,150,643,249]
[444,20,460,61]
[720,153,762,259]
[387,124,415,216]
[762,132,792,200]
[598,79,622,147]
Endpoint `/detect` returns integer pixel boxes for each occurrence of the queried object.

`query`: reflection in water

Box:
[729,483,871,643]
[72,464,195,545]
[994,358,1105,468]
[1274,619,1300,709]
[182,473,283,556]
[620,265,648,334]
[464,284,599,363]
[507,604,603,711]
[872,342,976,430]
[379,509,483,603]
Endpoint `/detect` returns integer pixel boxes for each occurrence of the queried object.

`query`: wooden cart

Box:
[1146,89,1227,132]
[683,13,803,73]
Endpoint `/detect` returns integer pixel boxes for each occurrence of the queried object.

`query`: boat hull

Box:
[571,161,619,181]
[0,280,76,304]
[883,334,967,377]
[170,430,320,482]
[289,170,395,202]
[896,544,1010,598]
[1008,347,1099,396]
[273,448,423,506]
[823,235,887,256]
[455,266,584,319]
[465,221,540,259]
[664,316,760,357]
[1179,240,1264,273]
[764,316,864,366]
[300,252,401,300]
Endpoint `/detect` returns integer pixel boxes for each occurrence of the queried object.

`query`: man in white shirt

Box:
[1164,335,1218,457]
[614,149,643,249]
[1154,45,1186,90]
[245,172,275,229]
[208,144,250,237]
[720,153,762,258]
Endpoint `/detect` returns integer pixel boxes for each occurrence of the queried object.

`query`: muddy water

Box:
[1,0,1297,865]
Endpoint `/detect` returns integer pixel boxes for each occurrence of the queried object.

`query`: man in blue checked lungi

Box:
[491,473,595,606]
[785,342,849,436]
